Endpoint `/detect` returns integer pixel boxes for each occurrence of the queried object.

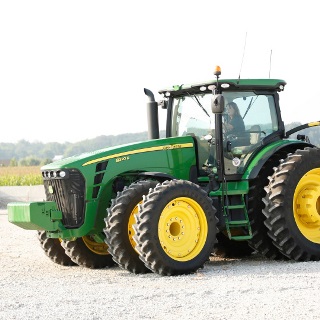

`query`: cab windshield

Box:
[171,93,214,137]
[171,91,279,175]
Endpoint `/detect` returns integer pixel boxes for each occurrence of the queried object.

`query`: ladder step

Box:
[231,235,252,241]
[223,192,253,241]
[225,204,245,210]
[227,220,250,226]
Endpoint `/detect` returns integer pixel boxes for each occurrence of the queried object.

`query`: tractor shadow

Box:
[201,251,311,277]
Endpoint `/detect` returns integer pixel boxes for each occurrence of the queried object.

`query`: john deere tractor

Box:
[8,66,320,275]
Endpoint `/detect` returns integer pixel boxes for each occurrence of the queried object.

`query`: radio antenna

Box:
[238,32,247,81]
[269,49,273,78]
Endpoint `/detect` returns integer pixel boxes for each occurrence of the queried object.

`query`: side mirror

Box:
[158,100,168,109]
[211,94,225,114]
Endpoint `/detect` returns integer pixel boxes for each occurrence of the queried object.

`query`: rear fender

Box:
[243,140,314,180]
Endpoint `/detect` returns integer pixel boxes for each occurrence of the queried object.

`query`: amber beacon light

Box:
[214,65,221,76]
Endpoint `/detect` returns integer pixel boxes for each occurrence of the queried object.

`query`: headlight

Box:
[41,169,68,179]
[58,170,66,178]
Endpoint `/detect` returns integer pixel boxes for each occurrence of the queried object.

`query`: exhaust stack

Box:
[144,88,159,139]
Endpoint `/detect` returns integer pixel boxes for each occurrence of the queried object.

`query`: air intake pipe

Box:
[144,88,159,139]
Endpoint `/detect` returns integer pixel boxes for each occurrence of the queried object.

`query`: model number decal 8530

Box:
[116,156,130,163]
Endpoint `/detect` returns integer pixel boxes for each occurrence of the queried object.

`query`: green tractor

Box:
[8,66,320,275]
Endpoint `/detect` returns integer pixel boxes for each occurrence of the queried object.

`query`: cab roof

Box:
[159,79,286,96]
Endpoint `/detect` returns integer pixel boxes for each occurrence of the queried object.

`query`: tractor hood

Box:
[41,136,195,171]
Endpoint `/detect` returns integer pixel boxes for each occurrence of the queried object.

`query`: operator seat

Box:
[231,125,262,155]
[249,125,261,145]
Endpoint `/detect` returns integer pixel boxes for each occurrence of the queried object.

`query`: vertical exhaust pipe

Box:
[144,88,159,139]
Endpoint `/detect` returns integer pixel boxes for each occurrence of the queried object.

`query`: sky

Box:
[1,0,320,144]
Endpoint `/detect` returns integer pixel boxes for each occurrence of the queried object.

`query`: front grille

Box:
[43,169,85,228]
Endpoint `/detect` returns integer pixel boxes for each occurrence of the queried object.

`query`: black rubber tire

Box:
[133,179,218,276]
[104,180,158,274]
[263,147,320,261]
[37,231,76,266]
[247,151,288,260]
[61,236,115,269]
[213,232,254,258]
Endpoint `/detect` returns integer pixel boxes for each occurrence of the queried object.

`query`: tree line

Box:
[1,124,320,167]
[0,131,165,167]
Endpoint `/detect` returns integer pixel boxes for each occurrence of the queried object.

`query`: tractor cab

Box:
[161,67,286,180]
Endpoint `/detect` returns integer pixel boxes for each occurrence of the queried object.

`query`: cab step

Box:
[223,194,252,241]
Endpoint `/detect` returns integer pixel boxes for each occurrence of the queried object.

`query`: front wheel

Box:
[104,180,158,274]
[61,236,115,268]
[37,231,76,266]
[133,180,217,276]
[264,147,320,261]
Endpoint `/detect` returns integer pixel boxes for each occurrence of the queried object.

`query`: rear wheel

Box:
[37,231,76,266]
[247,151,288,259]
[133,180,217,276]
[62,236,115,268]
[104,180,158,274]
[264,147,320,261]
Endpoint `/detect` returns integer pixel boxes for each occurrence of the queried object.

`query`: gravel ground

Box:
[1,187,320,319]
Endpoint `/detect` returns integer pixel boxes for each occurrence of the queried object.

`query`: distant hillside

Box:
[0,130,166,164]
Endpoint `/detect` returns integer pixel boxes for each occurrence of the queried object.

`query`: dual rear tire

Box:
[263,147,320,261]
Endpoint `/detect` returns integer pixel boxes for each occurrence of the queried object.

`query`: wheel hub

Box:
[296,187,320,226]
[294,168,320,243]
[82,236,109,255]
[158,197,207,261]
[128,203,140,250]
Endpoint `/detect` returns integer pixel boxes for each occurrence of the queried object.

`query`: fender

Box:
[243,140,314,180]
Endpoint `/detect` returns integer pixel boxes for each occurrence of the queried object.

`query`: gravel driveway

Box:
[1,187,320,319]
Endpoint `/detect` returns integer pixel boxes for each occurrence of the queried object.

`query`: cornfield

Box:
[0,166,43,186]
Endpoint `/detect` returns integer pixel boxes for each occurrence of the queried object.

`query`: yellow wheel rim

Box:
[294,168,320,244]
[82,236,109,255]
[158,197,208,261]
[128,202,141,250]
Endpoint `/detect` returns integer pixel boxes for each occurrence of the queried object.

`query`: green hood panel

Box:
[42,136,195,170]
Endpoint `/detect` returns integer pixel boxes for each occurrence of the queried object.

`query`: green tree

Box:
[40,158,53,166]
[19,156,41,166]
[9,158,18,166]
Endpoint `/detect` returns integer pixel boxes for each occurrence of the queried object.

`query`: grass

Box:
[0,166,43,186]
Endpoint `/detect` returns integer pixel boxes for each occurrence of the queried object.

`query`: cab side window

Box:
[224,93,278,175]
